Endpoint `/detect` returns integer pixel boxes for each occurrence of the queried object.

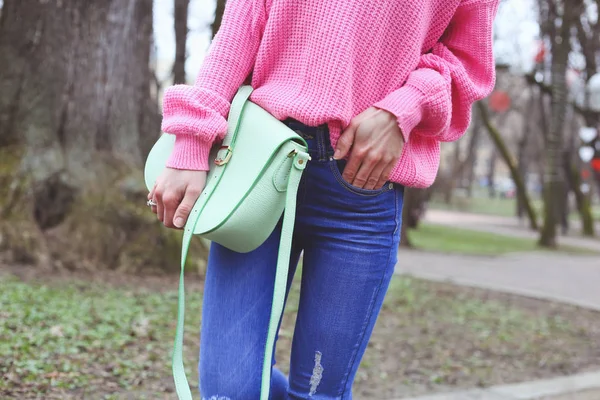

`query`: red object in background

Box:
[592,158,600,172]
[535,42,546,64]
[489,90,511,113]
[582,169,591,180]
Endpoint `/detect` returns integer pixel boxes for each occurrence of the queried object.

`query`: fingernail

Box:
[174,217,184,228]
[333,149,341,160]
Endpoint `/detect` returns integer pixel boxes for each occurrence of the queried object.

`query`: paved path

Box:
[424,209,600,252]
[399,371,600,400]
[545,389,600,400]
[402,209,600,309]
[395,211,600,400]
[395,250,600,310]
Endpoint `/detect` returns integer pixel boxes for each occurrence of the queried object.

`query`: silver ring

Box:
[147,199,157,207]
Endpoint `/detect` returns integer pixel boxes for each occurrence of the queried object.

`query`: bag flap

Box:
[193,101,305,234]
[142,85,307,235]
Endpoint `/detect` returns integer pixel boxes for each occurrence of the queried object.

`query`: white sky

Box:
[153,0,215,80]
[153,0,542,82]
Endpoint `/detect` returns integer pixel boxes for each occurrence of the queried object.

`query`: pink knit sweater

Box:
[161,0,499,188]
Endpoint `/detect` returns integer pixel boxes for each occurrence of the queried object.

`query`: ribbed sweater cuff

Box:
[160,85,229,137]
[373,85,426,143]
[166,134,212,171]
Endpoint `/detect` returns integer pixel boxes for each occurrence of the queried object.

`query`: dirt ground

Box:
[2,264,600,400]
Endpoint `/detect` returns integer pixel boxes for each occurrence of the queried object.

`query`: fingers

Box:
[147,185,154,201]
[364,161,386,190]
[344,146,397,190]
[334,122,357,160]
[342,147,362,185]
[375,158,395,189]
[173,185,202,229]
[162,191,183,229]
[147,169,207,230]
[148,184,158,214]
[155,189,164,223]
[351,156,377,189]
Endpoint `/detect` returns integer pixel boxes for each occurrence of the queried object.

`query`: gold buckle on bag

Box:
[214,146,233,166]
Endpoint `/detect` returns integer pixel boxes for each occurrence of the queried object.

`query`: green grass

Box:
[429,194,533,218]
[429,192,600,221]
[2,272,600,399]
[408,223,598,255]
[0,275,201,399]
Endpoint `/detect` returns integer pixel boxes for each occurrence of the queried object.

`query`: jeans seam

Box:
[339,241,395,398]
[393,187,402,235]
[339,190,400,396]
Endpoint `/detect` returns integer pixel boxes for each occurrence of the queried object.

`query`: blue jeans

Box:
[199,119,404,399]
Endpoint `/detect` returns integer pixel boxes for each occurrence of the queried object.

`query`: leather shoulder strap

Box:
[221,85,254,149]
[259,150,309,400]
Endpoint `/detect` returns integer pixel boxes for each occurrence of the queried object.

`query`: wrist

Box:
[374,106,405,144]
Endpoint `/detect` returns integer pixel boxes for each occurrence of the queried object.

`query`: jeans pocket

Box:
[328,158,394,196]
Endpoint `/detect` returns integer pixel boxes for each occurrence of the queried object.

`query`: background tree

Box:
[212,0,227,39]
[537,0,584,247]
[172,0,191,84]
[0,0,205,271]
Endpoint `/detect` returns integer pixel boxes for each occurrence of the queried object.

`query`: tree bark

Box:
[212,0,227,39]
[565,155,595,236]
[442,142,462,204]
[440,107,482,203]
[400,187,432,248]
[478,102,539,230]
[563,107,595,236]
[400,190,416,248]
[516,87,535,219]
[538,1,580,248]
[487,150,497,198]
[465,104,483,197]
[172,0,190,84]
[0,0,203,271]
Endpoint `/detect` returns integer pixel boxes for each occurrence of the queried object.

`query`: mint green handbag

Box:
[144,85,310,400]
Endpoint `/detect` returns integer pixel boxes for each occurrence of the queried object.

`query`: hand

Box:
[148,168,207,229]
[334,107,404,190]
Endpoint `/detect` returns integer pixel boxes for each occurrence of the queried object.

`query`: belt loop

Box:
[316,129,327,162]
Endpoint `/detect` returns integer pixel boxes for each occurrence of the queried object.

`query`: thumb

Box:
[334,123,356,160]
[173,186,201,228]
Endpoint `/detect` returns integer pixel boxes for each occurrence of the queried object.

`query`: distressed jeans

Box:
[199,119,404,399]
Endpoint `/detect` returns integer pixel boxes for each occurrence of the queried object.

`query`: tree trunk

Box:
[172,0,190,84]
[465,104,483,197]
[564,107,595,237]
[0,0,204,271]
[516,86,535,219]
[400,187,432,248]
[574,4,600,201]
[538,4,576,248]
[442,111,481,203]
[487,150,497,198]
[594,169,600,200]
[567,158,595,236]
[442,142,462,204]
[212,0,227,39]
[478,102,539,230]
[559,150,570,235]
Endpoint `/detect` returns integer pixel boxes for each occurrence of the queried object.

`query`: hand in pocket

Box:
[334,107,404,190]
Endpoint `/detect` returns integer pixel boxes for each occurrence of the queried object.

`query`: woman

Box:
[149,0,499,398]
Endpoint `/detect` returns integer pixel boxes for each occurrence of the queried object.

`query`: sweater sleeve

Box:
[373,0,499,144]
[161,0,267,171]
